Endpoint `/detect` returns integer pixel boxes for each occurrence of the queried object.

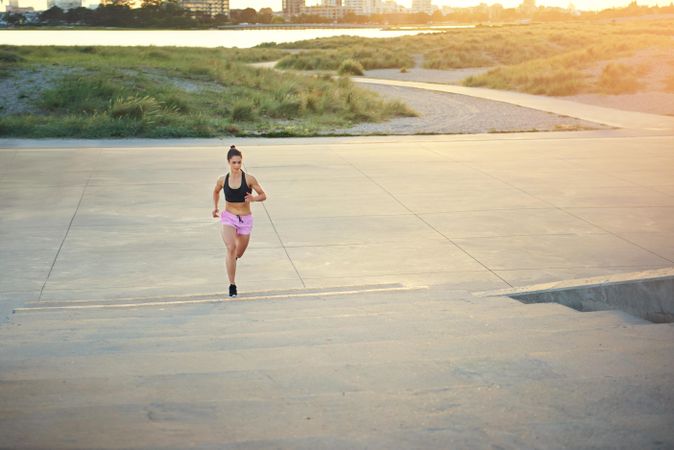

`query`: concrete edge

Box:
[472,267,674,298]
[0,129,661,150]
[13,284,428,313]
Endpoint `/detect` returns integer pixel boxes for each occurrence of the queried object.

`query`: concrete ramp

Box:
[476,267,674,323]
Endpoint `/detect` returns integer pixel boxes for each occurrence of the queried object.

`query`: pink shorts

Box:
[220,210,253,235]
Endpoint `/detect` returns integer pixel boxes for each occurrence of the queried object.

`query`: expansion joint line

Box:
[334,151,513,289]
[245,163,306,288]
[39,149,103,301]
[426,147,674,266]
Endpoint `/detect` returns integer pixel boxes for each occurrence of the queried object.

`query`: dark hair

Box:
[227,146,242,161]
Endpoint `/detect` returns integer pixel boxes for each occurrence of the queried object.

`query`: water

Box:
[0,28,444,48]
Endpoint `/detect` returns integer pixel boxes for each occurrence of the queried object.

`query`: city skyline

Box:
[5,0,672,14]
[235,0,672,10]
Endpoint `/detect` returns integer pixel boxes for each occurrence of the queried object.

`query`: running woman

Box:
[212,146,267,297]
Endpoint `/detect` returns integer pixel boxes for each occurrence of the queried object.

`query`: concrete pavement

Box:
[1,130,674,448]
[2,132,672,312]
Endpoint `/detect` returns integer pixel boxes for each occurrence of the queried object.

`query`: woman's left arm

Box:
[245,175,267,203]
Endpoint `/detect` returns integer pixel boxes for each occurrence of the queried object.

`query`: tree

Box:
[258,7,273,23]
[65,6,93,23]
[5,12,26,25]
[519,0,536,16]
[109,0,134,7]
[141,0,162,8]
[489,3,503,21]
[239,7,257,23]
[40,6,65,23]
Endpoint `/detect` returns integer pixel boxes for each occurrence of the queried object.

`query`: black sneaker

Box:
[229,284,237,298]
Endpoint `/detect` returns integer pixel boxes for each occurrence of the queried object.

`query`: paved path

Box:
[2,130,674,448]
[354,78,674,132]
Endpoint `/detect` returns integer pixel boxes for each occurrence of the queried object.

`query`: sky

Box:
[235,0,674,10]
[8,0,674,14]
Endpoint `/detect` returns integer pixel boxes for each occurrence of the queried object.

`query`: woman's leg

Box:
[235,233,251,259]
[220,224,238,284]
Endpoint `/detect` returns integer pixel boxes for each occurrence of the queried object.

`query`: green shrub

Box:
[272,98,304,118]
[597,63,641,94]
[39,76,124,113]
[107,95,179,127]
[338,59,364,76]
[230,99,257,122]
[0,50,23,63]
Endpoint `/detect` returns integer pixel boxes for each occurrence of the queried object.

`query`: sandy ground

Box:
[563,47,674,116]
[329,83,605,135]
[564,92,674,116]
[362,47,674,118]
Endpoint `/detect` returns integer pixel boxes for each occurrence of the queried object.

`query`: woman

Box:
[212,146,267,297]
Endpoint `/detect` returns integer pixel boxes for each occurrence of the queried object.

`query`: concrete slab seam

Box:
[38,149,104,301]
[246,163,307,288]
[13,285,428,313]
[438,151,674,265]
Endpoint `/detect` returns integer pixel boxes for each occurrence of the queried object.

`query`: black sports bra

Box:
[223,171,251,203]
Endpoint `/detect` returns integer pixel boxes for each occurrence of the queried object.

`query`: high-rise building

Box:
[282,0,304,17]
[411,0,431,13]
[343,0,363,14]
[299,3,346,19]
[344,0,380,15]
[378,0,403,14]
[180,0,229,16]
[55,0,82,10]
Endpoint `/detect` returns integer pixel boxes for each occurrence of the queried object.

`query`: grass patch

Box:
[0,45,417,138]
[276,45,414,72]
[461,31,668,95]
[596,63,643,94]
[338,59,364,76]
[270,19,673,96]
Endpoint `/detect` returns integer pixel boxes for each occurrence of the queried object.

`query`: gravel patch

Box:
[119,68,226,93]
[0,66,80,116]
[331,83,606,135]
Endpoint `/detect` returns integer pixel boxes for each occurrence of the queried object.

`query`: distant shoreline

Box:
[0,24,474,31]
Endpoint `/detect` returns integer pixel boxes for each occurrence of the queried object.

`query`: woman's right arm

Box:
[212,177,223,217]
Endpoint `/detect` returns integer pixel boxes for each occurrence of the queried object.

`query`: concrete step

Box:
[2,285,673,449]
[15,282,426,311]
[2,292,652,344]
[2,291,671,375]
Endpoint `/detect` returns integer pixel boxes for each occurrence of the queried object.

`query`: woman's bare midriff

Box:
[225,201,251,216]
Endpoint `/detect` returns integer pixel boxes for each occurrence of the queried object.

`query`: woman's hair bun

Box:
[227,146,242,161]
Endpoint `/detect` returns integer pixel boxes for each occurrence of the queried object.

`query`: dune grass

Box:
[276,45,414,72]
[0,45,416,138]
[270,19,673,96]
